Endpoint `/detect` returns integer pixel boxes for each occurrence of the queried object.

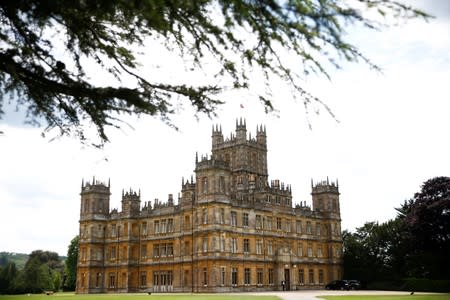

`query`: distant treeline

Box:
[0,238,77,294]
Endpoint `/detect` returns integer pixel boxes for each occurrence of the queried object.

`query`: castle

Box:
[76,119,343,293]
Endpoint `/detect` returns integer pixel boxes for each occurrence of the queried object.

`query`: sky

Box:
[1,0,449,256]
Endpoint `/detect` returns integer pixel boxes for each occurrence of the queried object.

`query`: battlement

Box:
[80,177,110,194]
[212,118,267,150]
[267,179,292,195]
[122,188,140,200]
[311,178,339,194]
[195,154,230,171]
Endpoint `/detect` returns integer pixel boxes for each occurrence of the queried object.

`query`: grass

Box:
[0,293,281,300]
[319,295,450,300]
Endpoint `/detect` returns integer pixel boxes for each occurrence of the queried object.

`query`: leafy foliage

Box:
[343,177,450,287]
[63,236,79,291]
[0,0,429,146]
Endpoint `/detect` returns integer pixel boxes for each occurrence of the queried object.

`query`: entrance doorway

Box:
[284,269,290,291]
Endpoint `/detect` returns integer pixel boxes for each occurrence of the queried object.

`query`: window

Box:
[167,243,173,256]
[267,217,272,230]
[256,239,263,255]
[244,268,251,285]
[202,177,208,193]
[316,223,321,236]
[231,267,238,286]
[220,208,225,224]
[243,239,250,253]
[110,246,116,260]
[267,240,273,255]
[256,215,262,229]
[160,243,167,256]
[140,272,147,287]
[221,267,226,286]
[231,211,237,226]
[276,217,282,230]
[141,244,147,259]
[111,224,117,237]
[317,245,323,257]
[202,237,208,253]
[95,272,102,288]
[296,220,302,233]
[141,222,147,236]
[231,238,237,253]
[161,219,167,233]
[286,219,291,232]
[220,236,225,252]
[306,221,312,234]
[109,273,115,288]
[154,220,160,233]
[219,176,225,193]
[307,244,313,257]
[202,208,208,224]
[298,269,304,284]
[309,269,314,284]
[153,244,159,257]
[185,241,191,255]
[268,268,274,285]
[319,270,324,284]
[203,268,208,286]
[297,243,303,256]
[257,268,263,285]
[167,219,174,232]
[243,213,249,227]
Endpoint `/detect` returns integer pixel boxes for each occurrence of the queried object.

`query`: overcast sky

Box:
[1,0,449,256]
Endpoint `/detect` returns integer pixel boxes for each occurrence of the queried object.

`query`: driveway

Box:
[243,290,423,300]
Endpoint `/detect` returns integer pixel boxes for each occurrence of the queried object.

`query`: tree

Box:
[0,1,429,146]
[405,176,450,279]
[0,262,18,294]
[64,236,79,291]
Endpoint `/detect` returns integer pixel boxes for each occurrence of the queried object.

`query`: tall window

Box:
[267,241,273,255]
[309,269,314,284]
[276,217,282,230]
[95,272,102,287]
[153,244,159,257]
[202,208,208,224]
[161,219,167,233]
[220,208,225,224]
[221,267,226,286]
[110,247,116,260]
[268,268,274,285]
[231,267,238,286]
[203,268,208,286]
[297,243,303,256]
[111,224,117,237]
[231,211,237,226]
[317,245,323,257]
[256,240,263,255]
[319,270,324,284]
[154,220,160,234]
[140,272,147,287]
[257,268,263,285]
[267,217,273,230]
[307,244,313,257]
[299,269,304,284]
[244,268,251,285]
[219,176,225,193]
[316,223,321,236]
[243,239,250,253]
[109,273,115,288]
[296,220,302,233]
[243,213,249,227]
[220,236,225,252]
[141,222,147,236]
[306,221,312,234]
[167,219,174,232]
[141,244,147,259]
[286,219,291,232]
[256,215,262,229]
[231,238,238,253]
[167,243,173,256]
[202,237,208,253]
[202,177,208,193]
[184,215,190,230]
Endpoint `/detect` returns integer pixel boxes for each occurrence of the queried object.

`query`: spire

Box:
[108,178,110,187]
[311,178,314,189]
[81,178,84,189]
[195,152,198,163]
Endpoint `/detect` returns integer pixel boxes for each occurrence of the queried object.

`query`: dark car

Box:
[325,280,350,290]
[347,280,361,290]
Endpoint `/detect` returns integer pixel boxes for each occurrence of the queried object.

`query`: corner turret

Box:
[311,177,340,215]
[80,177,110,220]
[121,188,141,217]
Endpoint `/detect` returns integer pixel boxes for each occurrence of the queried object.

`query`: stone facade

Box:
[76,119,343,293]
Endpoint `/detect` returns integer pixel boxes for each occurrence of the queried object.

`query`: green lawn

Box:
[319,295,450,300]
[0,293,281,300]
